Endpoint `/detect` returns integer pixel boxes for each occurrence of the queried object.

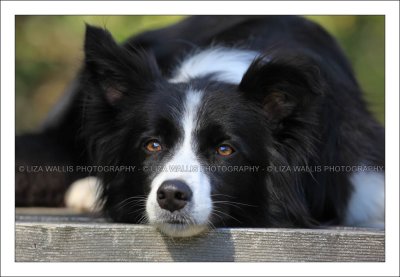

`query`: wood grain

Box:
[15,213,385,262]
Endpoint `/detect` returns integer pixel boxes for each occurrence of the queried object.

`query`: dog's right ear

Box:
[239,54,323,126]
[83,24,161,105]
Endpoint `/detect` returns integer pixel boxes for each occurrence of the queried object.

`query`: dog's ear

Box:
[83,24,161,104]
[239,55,323,125]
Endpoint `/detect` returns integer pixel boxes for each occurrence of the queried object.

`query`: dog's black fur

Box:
[16,16,384,231]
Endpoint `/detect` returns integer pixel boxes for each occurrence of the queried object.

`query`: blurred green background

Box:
[15,15,384,134]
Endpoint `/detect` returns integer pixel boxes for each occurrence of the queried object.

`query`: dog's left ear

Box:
[83,24,161,105]
[239,55,323,124]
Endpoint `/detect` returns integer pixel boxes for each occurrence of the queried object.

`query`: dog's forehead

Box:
[151,80,239,124]
[194,83,245,123]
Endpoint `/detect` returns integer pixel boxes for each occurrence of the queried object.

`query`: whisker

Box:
[127,206,147,215]
[136,214,148,224]
[213,209,243,224]
[116,201,146,213]
[210,193,236,199]
[210,211,227,226]
[212,200,258,208]
[207,219,217,230]
[113,195,147,210]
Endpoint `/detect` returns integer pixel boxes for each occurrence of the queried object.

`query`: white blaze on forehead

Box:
[181,90,202,153]
[146,89,212,233]
[169,47,259,84]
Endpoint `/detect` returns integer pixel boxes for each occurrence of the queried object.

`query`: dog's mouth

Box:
[156,221,208,237]
[150,214,209,237]
[165,219,186,225]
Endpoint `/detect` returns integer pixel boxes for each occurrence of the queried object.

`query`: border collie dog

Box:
[16,16,384,237]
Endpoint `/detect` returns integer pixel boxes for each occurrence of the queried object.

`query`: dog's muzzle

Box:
[146,179,211,237]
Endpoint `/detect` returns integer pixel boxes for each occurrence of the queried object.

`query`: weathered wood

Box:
[16,208,105,223]
[15,212,385,262]
[16,207,88,215]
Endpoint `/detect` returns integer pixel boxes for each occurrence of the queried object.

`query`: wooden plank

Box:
[16,208,105,223]
[16,207,83,215]
[15,218,385,262]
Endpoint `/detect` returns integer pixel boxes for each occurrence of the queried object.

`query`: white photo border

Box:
[1,1,399,276]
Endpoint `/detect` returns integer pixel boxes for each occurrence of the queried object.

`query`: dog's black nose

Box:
[157,180,192,212]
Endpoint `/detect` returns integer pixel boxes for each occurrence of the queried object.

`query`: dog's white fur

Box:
[170,47,259,84]
[345,172,385,228]
[146,90,212,237]
[64,176,102,212]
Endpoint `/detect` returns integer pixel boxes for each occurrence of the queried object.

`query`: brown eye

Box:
[216,144,235,156]
[145,140,162,152]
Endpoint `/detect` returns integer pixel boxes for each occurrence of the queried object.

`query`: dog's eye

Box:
[145,140,162,152]
[216,144,235,156]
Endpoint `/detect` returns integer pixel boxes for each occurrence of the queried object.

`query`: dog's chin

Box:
[155,222,208,237]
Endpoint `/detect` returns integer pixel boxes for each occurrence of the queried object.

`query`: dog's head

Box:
[81,25,322,236]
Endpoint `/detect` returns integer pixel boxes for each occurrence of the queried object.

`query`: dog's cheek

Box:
[142,177,153,196]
